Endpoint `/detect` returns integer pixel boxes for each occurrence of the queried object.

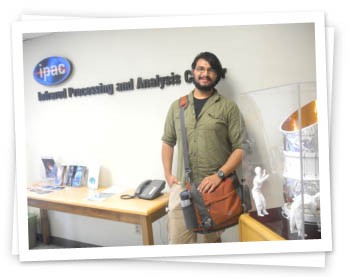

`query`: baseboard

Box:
[37,234,100,248]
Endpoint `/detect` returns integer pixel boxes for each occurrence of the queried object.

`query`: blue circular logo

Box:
[33,56,72,86]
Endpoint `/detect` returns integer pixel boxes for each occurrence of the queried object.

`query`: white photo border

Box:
[12,12,331,262]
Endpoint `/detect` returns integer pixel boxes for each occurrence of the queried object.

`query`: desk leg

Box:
[40,209,51,244]
[140,216,154,245]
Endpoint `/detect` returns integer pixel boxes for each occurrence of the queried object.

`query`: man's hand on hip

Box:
[166,175,181,188]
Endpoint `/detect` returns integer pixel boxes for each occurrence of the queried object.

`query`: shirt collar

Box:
[188,89,220,104]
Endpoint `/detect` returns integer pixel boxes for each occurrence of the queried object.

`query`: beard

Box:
[193,77,216,92]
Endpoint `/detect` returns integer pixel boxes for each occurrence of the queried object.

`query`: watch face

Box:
[218,170,225,179]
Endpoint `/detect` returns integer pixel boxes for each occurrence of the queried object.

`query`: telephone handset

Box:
[120,179,165,200]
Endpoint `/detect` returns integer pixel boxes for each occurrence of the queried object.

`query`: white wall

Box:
[23,23,316,246]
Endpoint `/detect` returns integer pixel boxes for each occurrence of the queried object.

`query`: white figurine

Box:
[289,192,320,237]
[252,166,270,217]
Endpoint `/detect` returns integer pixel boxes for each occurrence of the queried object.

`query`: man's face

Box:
[192,58,218,92]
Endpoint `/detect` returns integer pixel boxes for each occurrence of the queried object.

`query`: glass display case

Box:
[239,82,321,240]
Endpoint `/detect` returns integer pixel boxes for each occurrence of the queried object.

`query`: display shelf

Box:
[239,83,321,240]
[249,208,320,240]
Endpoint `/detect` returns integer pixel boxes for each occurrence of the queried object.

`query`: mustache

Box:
[199,76,212,81]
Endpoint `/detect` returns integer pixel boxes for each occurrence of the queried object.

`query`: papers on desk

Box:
[86,186,123,202]
[29,185,65,194]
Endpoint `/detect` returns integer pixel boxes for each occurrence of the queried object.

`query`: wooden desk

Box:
[239,213,285,242]
[27,186,169,246]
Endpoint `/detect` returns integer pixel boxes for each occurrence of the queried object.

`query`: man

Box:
[161,52,246,244]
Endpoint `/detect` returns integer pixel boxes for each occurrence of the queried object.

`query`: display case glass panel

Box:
[239,82,320,240]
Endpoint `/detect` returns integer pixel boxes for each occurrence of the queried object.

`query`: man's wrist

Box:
[217,169,225,180]
[164,171,172,178]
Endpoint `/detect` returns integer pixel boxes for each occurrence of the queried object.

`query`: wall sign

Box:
[33,56,72,86]
[34,60,226,102]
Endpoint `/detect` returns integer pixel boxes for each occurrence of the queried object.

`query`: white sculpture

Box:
[252,166,269,217]
[289,192,320,237]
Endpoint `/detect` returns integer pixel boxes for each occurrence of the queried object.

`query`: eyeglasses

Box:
[195,66,217,75]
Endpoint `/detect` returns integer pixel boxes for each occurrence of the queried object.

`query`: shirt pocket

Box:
[204,112,228,132]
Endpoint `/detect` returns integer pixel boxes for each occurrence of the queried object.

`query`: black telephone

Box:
[120,179,165,200]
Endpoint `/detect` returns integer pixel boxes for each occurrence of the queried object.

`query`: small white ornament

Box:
[252,166,269,217]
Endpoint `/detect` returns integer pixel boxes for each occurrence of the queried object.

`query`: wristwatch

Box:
[217,170,225,180]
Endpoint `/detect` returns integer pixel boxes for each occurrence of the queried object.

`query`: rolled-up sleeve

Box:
[161,102,177,147]
[228,102,247,151]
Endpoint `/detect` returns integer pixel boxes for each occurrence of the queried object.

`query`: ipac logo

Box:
[33,56,72,86]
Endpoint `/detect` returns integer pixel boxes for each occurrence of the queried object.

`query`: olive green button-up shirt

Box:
[162,90,246,186]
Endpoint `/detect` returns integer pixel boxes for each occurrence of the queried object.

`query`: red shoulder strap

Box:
[179,95,188,109]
